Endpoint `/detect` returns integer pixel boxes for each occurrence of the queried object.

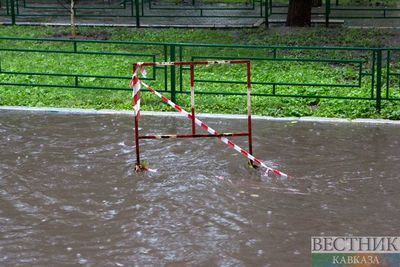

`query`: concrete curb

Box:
[1,106,400,125]
[10,22,261,28]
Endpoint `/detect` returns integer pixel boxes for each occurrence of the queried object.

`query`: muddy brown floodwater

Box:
[0,110,399,266]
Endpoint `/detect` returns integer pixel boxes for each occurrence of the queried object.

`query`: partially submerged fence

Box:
[0,37,398,111]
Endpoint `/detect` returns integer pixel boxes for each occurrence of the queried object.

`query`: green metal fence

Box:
[1,0,268,27]
[0,37,398,111]
[2,0,399,27]
[268,0,400,27]
[17,0,135,17]
[386,48,400,101]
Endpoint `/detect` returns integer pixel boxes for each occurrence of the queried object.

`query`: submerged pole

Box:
[131,63,143,171]
[246,62,256,168]
[134,113,141,169]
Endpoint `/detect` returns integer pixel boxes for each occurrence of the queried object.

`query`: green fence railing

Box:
[1,0,399,27]
[1,0,268,27]
[0,37,398,111]
[268,0,400,27]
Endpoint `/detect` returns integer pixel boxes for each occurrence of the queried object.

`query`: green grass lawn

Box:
[0,25,399,119]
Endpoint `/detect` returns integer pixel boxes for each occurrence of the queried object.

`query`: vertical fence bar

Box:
[133,63,141,169]
[135,0,140,27]
[134,112,141,168]
[15,0,19,15]
[170,45,176,102]
[190,63,196,135]
[179,46,183,92]
[246,61,254,166]
[325,0,330,28]
[10,0,15,25]
[386,50,390,99]
[376,49,382,112]
[371,50,375,99]
[264,0,269,28]
[269,0,272,15]
[164,45,168,92]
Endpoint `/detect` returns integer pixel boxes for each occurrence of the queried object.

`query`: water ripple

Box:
[0,111,399,266]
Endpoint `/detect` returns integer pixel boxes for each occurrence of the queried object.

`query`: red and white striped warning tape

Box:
[130,63,147,117]
[146,60,246,66]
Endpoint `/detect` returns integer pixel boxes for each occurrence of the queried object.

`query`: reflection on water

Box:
[0,111,399,266]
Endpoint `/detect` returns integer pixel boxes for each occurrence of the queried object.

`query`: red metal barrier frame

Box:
[133,60,254,170]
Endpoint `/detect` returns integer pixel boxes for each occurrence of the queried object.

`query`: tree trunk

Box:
[70,0,76,38]
[285,0,312,27]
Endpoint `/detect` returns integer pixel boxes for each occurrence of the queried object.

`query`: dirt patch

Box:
[44,30,111,40]
[379,29,400,48]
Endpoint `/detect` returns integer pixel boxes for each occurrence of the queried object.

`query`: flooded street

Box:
[0,110,399,266]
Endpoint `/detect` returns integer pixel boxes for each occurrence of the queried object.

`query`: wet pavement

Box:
[0,110,399,266]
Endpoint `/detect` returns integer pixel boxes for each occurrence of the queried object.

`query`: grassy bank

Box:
[0,25,399,119]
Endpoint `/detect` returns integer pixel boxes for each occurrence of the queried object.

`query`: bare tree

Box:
[57,0,79,37]
[70,0,77,37]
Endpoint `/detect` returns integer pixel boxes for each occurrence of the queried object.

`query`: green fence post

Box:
[264,0,269,28]
[10,0,15,25]
[170,45,176,103]
[135,0,140,28]
[269,0,272,15]
[325,0,330,28]
[386,50,390,99]
[376,49,382,112]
